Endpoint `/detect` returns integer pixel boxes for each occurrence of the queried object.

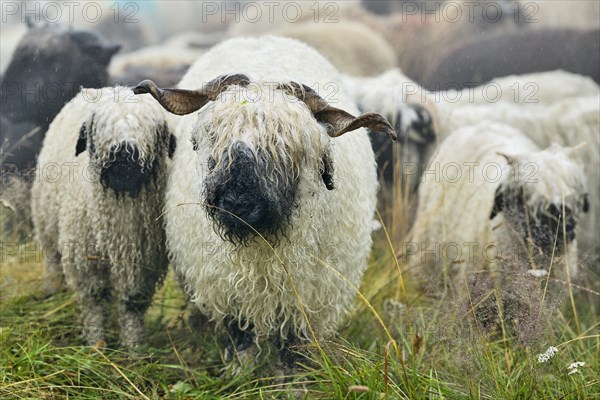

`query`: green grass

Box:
[1,214,598,399]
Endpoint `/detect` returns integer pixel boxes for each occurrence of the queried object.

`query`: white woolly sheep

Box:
[441,70,600,108]
[438,96,599,251]
[31,86,176,348]
[408,122,589,290]
[134,35,395,371]
[345,69,599,263]
[344,70,598,192]
[349,69,599,117]
[271,21,397,76]
[109,43,205,88]
[343,69,438,191]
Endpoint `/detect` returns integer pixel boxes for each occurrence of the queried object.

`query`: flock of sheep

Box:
[1,0,599,375]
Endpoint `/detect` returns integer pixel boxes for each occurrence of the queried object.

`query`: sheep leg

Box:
[43,247,65,297]
[277,335,309,374]
[174,270,210,332]
[222,319,257,374]
[118,292,153,349]
[65,249,111,346]
[274,335,310,398]
[79,287,111,346]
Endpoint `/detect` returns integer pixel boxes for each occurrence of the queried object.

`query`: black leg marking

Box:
[224,318,255,357]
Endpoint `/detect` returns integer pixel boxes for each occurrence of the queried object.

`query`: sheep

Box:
[346,0,523,86]
[423,28,600,90]
[226,4,398,77]
[1,21,120,243]
[30,86,176,347]
[361,0,406,15]
[271,21,397,76]
[438,70,600,108]
[437,96,600,252]
[226,1,521,83]
[109,44,204,88]
[0,21,120,170]
[343,69,438,192]
[343,70,599,193]
[133,35,395,371]
[226,1,358,37]
[408,122,589,292]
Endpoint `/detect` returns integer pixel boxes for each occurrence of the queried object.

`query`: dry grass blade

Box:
[91,346,150,400]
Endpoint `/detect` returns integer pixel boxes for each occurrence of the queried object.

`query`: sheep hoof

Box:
[221,344,259,377]
[273,361,309,399]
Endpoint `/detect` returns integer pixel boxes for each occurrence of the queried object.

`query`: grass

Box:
[1,202,599,399]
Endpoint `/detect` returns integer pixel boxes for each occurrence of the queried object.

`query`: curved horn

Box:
[134,74,251,115]
[279,82,397,141]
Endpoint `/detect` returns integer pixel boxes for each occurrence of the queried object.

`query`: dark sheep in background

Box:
[1,21,120,242]
[351,0,524,86]
[423,28,600,90]
[361,0,410,15]
[0,21,120,170]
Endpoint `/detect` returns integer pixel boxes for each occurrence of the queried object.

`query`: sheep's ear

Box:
[133,74,251,115]
[168,134,177,159]
[490,187,504,219]
[76,117,93,156]
[320,147,335,190]
[75,124,88,156]
[278,81,397,141]
[69,30,121,65]
[157,122,177,158]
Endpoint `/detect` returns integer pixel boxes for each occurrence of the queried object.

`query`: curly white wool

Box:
[409,122,587,283]
[164,36,378,341]
[440,96,599,250]
[31,87,172,347]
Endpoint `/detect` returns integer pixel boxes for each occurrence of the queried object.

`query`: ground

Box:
[0,204,598,399]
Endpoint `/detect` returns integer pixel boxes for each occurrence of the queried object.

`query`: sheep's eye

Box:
[190,138,199,151]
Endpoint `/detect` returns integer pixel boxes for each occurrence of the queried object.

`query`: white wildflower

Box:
[527,269,548,278]
[537,346,558,363]
[568,361,585,369]
[567,361,585,375]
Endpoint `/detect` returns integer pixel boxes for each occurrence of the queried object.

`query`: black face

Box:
[100,143,156,198]
[409,105,436,144]
[0,24,119,127]
[203,141,297,245]
[493,188,578,255]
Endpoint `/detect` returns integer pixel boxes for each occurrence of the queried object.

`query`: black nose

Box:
[532,204,577,254]
[204,142,292,244]
[100,143,154,197]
